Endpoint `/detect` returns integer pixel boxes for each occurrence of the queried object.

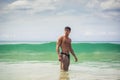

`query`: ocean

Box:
[0,41,120,62]
[0,41,120,80]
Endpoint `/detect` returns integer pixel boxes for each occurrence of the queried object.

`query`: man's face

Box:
[65,29,71,35]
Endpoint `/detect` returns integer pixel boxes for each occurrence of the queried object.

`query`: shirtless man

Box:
[56,26,78,71]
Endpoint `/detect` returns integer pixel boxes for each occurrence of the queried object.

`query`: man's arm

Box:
[56,36,62,61]
[69,40,78,62]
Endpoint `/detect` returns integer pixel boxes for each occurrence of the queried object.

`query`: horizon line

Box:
[0,41,120,42]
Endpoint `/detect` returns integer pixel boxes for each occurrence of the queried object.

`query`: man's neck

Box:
[64,34,69,38]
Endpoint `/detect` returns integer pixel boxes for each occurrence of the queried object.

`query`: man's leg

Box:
[62,55,69,71]
[60,61,63,70]
[65,55,70,71]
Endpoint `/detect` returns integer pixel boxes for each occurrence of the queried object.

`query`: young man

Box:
[56,26,78,71]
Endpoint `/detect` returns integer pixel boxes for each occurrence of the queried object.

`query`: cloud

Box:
[100,0,120,10]
[0,0,120,41]
[0,0,120,22]
[5,0,57,14]
[86,0,120,21]
[0,0,92,15]
[1,0,120,17]
[86,0,100,9]
[8,0,31,10]
[100,0,120,21]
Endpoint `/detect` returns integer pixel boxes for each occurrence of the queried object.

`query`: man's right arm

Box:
[56,36,62,61]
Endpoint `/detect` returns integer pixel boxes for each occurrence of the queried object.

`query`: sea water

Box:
[0,41,120,80]
[0,41,120,62]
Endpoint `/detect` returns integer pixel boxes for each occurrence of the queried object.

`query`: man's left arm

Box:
[69,41,78,62]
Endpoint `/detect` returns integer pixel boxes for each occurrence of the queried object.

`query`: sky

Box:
[0,0,120,41]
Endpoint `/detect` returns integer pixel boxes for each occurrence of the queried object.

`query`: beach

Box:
[0,0,120,79]
[0,61,120,80]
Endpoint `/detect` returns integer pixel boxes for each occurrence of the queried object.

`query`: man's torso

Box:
[60,36,71,54]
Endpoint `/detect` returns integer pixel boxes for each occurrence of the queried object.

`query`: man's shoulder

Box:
[57,36,63,42]
[58,36,64,39]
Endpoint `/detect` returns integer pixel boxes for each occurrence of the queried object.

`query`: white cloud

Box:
[85,0,120,21]
[0,0,120,41]
[8,0,30,9]
[86,0,100,8]
[101,0,120,10]
[6,0,57,14]
[86,0,120,10]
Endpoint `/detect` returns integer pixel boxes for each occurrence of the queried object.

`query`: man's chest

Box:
[62,38,71,44]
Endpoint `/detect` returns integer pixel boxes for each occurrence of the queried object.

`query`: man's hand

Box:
[75,57,78,62]
[58,54,62,61]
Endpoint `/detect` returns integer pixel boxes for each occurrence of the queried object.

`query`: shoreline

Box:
[0,61,120,80]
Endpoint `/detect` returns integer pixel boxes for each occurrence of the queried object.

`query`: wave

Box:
[0,42,120,52]
[0,42,120,62]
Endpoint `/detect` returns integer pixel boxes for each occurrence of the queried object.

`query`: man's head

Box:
[65,26,71,31]
[64,26,71,36]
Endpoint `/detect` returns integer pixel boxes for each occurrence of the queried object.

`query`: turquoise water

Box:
[0,42,120,63]
[0,41,120,80]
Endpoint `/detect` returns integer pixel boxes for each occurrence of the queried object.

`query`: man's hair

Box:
[65,26,71,31]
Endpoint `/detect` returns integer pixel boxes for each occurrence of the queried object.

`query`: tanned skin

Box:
[56,27,78,71]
